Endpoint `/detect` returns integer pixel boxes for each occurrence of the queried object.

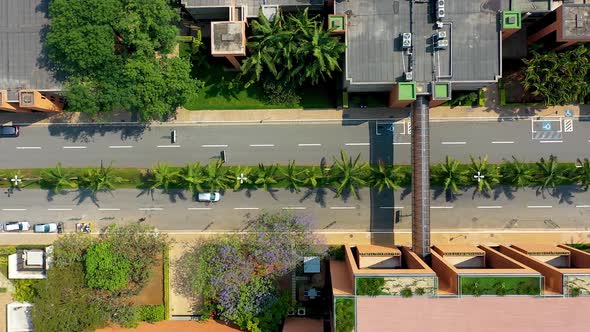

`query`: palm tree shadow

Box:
[45,188,73,202]
[299,187,328,207]
[73,189,102,207]
[399,186,412,200]
[554,186,583,205]
[471,189,492,200]
[432,187,460,202]
[267,188,279,201]
[136,187,155,200]
[165,189,187,203]
[493,185,516,200]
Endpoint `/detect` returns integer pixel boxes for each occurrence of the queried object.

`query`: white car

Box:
[197,192,221,202]
[4,222,30,232]
[34,223,58,233]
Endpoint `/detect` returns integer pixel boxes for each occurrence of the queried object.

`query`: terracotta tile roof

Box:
[282,318,323,332]
[356,297,590,332]
[356,245,401,256]
[434,244,485,256]
[96,320,241,332]
[512,244,570,256]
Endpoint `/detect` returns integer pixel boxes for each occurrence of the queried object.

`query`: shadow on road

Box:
[47,124,150,143]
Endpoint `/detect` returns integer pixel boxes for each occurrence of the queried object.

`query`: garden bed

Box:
[334,297,355,332]
[460,276,541,296]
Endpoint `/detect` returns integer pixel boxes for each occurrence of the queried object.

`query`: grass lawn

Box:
[181,43,335,110]
[460,276,541,296]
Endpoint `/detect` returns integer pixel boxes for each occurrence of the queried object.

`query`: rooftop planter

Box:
[460,276,541,296]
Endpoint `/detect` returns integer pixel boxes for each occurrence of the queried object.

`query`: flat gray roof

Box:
[181,0,323,17]
[561,4,590,40]
[0,0,60,91]
[337,0,502,87]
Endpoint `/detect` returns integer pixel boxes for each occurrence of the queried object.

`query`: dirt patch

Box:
[129,258,164,306]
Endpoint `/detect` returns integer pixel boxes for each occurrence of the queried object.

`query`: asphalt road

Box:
[0,117,588,168]
[2,186,590,232]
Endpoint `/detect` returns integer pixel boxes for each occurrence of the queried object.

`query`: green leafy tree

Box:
[500,156,534,189]
[330,150,369,198]
[180,162,205,193]
[522,46,590,105]
[254,164,279,191]
[51,233,96,267]
[369,162,404,192]
[32,264,108,332]
[535,155,568,193]
[468,155,500,193]
[41,162,76,192]
[78,163,125,193]
[203,160,230,191]
[280,160,305,192]
[574,158,590,190]
[432,155,467,194]
[148,163,179,192]
[85,241,131,291]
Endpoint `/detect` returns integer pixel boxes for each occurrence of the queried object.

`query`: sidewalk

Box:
[2,101,586,126]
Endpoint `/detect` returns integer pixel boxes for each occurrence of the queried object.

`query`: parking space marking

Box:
[234,207,259,210]
[575,205,590,208]
[393,142,411,145]
[477,206,502,209]
[540,140,563,143]
[431,206,454,209]
[379,206,404,209]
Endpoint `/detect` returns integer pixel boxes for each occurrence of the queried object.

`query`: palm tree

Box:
[535,155,567,193]
[280,160,305,192]
[254,163,279,191]
[41,162,76,192]
[149,163,179,192]
[180,162,205,193]
[303,164,329,188]
[433,155,467,194]
[330,150,369,198]
[203,160,229,191]
[368,162,404,192]
[501,156,534,189]
[226,166,253,190]
[79,163,124,193]
[468,155,500,193]
[574,158,590,190]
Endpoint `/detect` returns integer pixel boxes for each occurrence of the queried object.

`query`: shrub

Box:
[138,305,166,323]
[356,277,385,296]
[414,287,425,296]
[13,279,40,302]
[335,298,355,332]
[400,287,413,298]
[85,241,131,291]
[111,304,140,328]
[328,245,345,261]
[569,287,582,297]
[262,81,301,106]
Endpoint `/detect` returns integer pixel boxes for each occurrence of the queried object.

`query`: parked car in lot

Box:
[4,221,30,232]
[34,223,58,233]
[0,125,19,137]
[197,192,221,202]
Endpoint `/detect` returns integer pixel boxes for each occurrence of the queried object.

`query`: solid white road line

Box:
[234,207,259,210]
[157,145,181,148]
[282,207,307,210]
[139,207,163,211]
[298,143,322,147]
[477,206,503,209]
[344,143,369,146]
[201,144,228,148]
[441,142,466,145]
[109,145,133,149]
[379,206,404,209]
[393,142,411,145]
[47,208,72,211]
[249,144,275,147]
[491,141,514,144]
[431,206,454,209]
[16,146,41,150]
[63,146,87,149]
[527,205,552,208]
[188,207,212,210]
[98,208,121,211]
[330,206,356,210]
[540,141,563,143]
[575,205,590,208]
[2,208,27,211]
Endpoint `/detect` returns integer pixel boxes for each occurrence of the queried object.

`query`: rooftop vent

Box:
[221,33,235,41]
[404,71,413,81]
[437,0,445,9]
[402,32,412,48]
[576,14,584,28]
[437,31,447,39]
[507,16,516,25]
[437,8,445,19]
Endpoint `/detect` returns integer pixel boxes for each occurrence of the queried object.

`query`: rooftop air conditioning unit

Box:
[437,0,445,9]
[436,39,449,49]
[437,31,447,39]
[437,8,445,19]
[404,71,413,81]
[402,33,412,48]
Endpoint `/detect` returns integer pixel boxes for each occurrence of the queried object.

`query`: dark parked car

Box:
[0,125,19,137]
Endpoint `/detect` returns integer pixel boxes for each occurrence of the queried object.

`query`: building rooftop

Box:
[336,0,502,87]
[561,3,590,40]
[356,245,401,256]
[504,0,551,12]
[211,21,246,56]
[181,0,323,18]
[0,0,60,92]
[6,302,33,332]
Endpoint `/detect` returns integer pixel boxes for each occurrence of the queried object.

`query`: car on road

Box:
[34,223,58,233]
[197,192,221,202]
[4,221,30,232]
[0,125,19,137]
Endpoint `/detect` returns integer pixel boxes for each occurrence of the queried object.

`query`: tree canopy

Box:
[522,46,590,105]
[85,241,131,291]
[46,0,199,121]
